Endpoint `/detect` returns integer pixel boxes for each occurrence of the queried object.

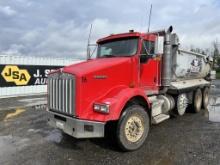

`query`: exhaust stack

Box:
[162,26,173,87]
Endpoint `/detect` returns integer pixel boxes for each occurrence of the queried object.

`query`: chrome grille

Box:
[48,72,75,116]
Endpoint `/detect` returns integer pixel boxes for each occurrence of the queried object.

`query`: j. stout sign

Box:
[0,65,63,87]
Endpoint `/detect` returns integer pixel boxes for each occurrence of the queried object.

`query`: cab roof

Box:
[97,31,156,43]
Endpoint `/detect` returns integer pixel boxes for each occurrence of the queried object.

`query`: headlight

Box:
[93,103,110,114]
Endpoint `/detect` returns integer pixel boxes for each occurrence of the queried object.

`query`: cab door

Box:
[139,40,160,95]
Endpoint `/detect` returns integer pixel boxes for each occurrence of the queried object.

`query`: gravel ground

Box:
[0,81,220,165]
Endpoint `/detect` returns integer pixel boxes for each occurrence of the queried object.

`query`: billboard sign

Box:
[0,65,63,87]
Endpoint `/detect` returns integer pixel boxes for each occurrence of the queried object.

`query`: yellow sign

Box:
[1,65,31,85]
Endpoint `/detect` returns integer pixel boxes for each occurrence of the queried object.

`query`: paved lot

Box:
[0,81,220,165]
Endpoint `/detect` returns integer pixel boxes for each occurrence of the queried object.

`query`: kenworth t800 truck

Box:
[47,26,215,151]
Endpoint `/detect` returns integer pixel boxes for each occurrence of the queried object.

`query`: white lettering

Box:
[33,69,41,78]
[34,78,47,85]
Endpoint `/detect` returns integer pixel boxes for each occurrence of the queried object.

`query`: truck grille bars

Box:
[48,72,76,116]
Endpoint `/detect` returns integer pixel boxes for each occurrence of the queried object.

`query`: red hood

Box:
[63,57,131,76]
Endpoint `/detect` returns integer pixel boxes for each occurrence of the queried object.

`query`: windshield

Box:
[97,38,138,58]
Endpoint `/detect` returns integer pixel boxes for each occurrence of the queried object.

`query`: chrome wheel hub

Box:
[177,93,188,116]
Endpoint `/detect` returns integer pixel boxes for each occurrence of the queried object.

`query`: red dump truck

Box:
[47,26,215,151]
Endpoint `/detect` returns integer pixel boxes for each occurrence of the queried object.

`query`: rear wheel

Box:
[193,89,202,113]
[116,105,149,151]
[202,87,210,109]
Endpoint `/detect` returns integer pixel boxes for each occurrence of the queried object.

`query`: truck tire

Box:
[116,105,150,151]
[193,89,202,113]
[202,87,210,109]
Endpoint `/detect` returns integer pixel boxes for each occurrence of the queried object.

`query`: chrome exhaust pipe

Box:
[162,26,173,87]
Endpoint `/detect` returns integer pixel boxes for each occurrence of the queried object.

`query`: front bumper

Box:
[47,110,105,138]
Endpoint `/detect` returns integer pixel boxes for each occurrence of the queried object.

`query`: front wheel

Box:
[116,105,150,151]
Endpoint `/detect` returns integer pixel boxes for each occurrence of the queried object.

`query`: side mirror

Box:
[154,36,164,54]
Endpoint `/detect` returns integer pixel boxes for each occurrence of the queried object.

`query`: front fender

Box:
[96,85,151,121]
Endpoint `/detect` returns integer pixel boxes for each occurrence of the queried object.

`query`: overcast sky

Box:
[0,0,220,59]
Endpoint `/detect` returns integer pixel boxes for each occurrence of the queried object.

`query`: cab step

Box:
[152,114,170,124]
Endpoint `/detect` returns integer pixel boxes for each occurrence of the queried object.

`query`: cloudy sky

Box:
[0,0,220,59]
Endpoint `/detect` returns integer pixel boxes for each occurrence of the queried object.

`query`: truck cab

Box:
[96,31,160,94]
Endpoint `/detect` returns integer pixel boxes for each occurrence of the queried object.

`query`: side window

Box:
[141,40,155,55]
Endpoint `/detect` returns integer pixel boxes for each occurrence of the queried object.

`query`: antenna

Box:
[147,4,152,33]
[87,24,93,60]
